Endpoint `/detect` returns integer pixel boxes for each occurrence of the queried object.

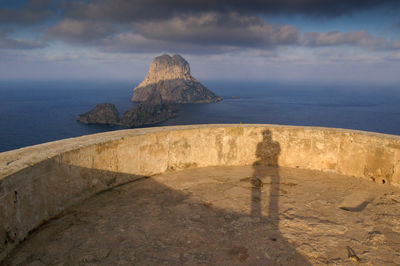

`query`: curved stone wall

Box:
[1,124,400,260]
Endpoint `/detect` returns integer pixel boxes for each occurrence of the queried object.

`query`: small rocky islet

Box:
[77,103,120,125]
[77,95,177,127]
[77,54,221,127]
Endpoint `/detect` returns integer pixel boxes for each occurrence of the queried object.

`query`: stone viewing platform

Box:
[1,124,400,264]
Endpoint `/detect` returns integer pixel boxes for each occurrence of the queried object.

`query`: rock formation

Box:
[120,101,176,128]
[77,54,221,127]
[120,93,177,127]
[132,54,222,103]
[77,94,177,128]
[77,103,119,125]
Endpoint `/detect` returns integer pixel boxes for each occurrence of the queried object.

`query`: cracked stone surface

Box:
[3,165,400,265]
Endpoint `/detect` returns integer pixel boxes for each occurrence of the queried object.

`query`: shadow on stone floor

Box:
[3,130,311,265]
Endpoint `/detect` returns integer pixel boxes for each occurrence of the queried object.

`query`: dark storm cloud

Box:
[65,0,399,21]
[0,32,45,49]
[45,12,301,53]
[3,0,397,25]
[2,0,399,26]
[43,0,400,52]
[134,13,300,47]
[47,13,399,53]
[0,0,54,25]
[3,0,400,54]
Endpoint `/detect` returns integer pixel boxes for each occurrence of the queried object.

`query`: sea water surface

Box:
[1,79,400,152]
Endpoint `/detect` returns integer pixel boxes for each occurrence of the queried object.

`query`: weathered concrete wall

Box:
[1,124,400,260]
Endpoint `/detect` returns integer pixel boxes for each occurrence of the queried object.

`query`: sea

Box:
[1,79,400,153]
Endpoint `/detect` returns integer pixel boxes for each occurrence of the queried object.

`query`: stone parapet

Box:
[1,124,399,261]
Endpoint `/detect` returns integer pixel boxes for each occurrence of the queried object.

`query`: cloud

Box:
[0,0,54,25]
[387,52,400,61]
[4,0,397,28]
[303,30,400,50]
[101,32,241,54]
[134,13,300,47]
[45,19,238,54]
[2,0,399,28]
[313,48,382,63]
[65,0,400,21]
[0,32,45,49]
[43,13,300,53]
[45,19,116,44]
[45,15,400,54]
[2,0,399,56]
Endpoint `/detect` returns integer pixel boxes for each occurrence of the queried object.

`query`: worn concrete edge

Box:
[1,124,399,180]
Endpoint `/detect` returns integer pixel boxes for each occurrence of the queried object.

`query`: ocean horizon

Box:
[1,79,400,153]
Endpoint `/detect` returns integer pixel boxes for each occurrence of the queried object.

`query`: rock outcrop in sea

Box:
[120,93,177,127]
[77,103,119,125]
[77,94,176,128]
[132,54,222,103]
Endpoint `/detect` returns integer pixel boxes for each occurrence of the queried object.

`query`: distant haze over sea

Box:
[1,79,400,152]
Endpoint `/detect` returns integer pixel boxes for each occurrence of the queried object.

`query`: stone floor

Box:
[3,165,400,265]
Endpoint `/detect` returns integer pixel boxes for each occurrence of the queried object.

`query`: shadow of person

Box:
[250,129,311,265]
[251,130,280,219]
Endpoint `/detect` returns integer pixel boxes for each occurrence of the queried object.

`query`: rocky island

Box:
[77,98,176,128]
[120,93,177,127]
[132,54,222,103]
[77,103,120,125]
[77,54,221,127]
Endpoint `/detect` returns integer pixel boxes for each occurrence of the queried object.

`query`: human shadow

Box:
[250,130,311,265]
[251,130,281,220]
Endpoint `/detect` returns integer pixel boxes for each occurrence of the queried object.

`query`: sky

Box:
[0,0,400,83]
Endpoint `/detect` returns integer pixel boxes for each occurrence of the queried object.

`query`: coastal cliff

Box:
[132,54,222,103]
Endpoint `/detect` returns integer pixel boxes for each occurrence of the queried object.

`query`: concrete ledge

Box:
[1,124,400,261]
